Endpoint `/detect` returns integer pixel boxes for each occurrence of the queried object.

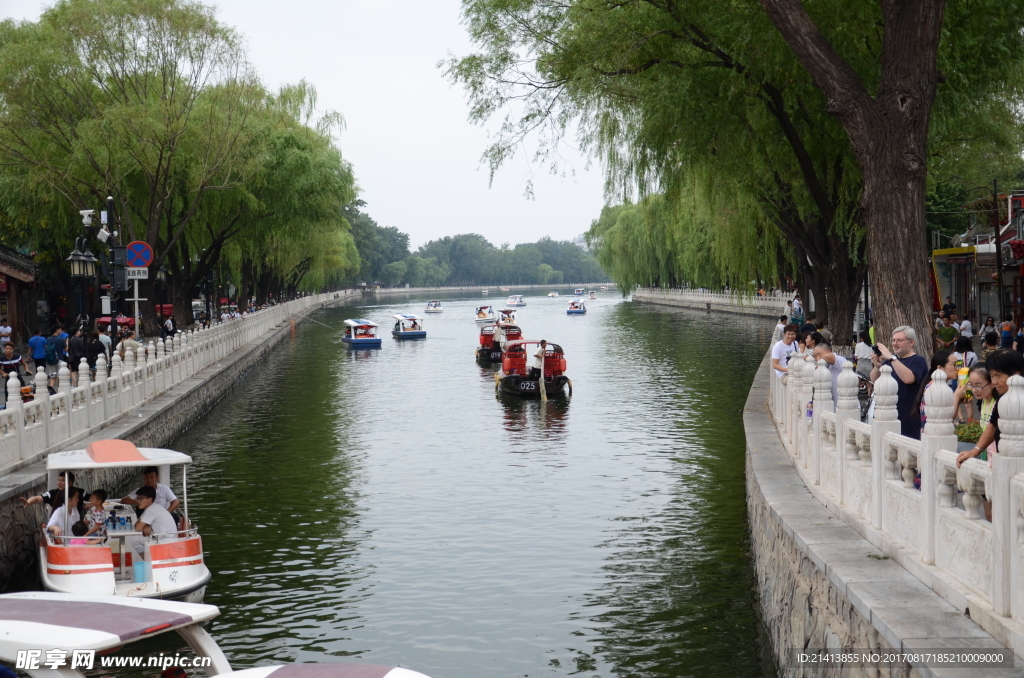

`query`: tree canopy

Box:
[0,0,359,331]
[449,0,1024,337]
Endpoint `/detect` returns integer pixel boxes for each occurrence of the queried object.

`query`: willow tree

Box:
[449,0,1024,338]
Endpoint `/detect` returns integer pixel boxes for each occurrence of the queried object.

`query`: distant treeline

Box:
[344,202,608,287]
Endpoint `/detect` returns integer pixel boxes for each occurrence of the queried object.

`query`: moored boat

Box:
[495,340,570,397]
[474,305,496,324]
[39,440,210,602]
[424,300,443,313]
[342,319,382,347]
[506,294,526,306]
[0,592,433,678]
[392,314,426,339]
[567,299,586,315]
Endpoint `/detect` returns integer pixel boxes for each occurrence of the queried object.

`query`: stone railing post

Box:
[835,361,860,503]
[6,372,24,461]
[921,368,957,566]
[96,354,108,421]
[57,362,72,438]
[77,357,91,424]
[111,353,122,380]
[33,366,50,449]
[870,365,901,530]
[992,374,1024,617]
[146,342,157,398]
[786,350,804,447]
[799,353,816,469]
[812,357,834,485]
[172,334,182,383]
[155,338,165,393]
[124,348,136,405]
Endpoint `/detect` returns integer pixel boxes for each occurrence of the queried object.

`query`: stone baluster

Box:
[811,357,834,486]
[785,350,803,447]
[96,354,108,421]
[870,364,900,531]
[956,463,987,520]
[124,348,136,405]
[172,333,182,383]
[57,361,71,438]
[111,353,122,380]
[991,374,1024,617]
[33,366,50,449]
[921,368,957,565]
[77,357,91,426]
[155,338,165,393]
[833,360,860,503]
[799,353,816,469]
[5,373,24,460]
[146,342,157,399]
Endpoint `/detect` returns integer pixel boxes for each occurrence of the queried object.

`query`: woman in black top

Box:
[957,349,1024,467]
[67,327,86,382]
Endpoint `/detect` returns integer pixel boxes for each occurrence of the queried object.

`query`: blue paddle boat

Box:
[342,319,382,347]
[392,314,427,339]
[567,300,587,315]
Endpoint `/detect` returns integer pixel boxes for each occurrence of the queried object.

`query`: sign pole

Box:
[134,279,140,334]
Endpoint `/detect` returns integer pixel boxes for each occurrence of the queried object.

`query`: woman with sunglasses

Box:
[957,349,1024,468]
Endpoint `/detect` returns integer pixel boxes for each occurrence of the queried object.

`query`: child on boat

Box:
[84,489,108,539]
[69,521,103,545]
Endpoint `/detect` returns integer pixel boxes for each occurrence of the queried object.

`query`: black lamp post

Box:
[66,237,99,327]
[156,265,167,330]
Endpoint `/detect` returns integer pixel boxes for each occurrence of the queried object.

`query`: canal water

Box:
[107,292,777,677]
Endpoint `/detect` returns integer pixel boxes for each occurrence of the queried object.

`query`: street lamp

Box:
[66,238,99,278]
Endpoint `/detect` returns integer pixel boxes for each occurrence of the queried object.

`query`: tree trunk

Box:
[760,0,944,354]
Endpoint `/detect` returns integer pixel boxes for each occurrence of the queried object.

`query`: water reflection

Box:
[498,397,570,445]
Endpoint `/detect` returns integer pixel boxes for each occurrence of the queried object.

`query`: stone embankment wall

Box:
[0,290,358,589]
[633,287,787,317]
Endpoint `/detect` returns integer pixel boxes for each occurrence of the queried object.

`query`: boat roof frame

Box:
[344,319,378,328]
[47,441,192,471]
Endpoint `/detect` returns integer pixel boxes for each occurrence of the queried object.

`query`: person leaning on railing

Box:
[956,349,1024,468]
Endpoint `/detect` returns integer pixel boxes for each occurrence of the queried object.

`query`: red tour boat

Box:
[495,340,571,397]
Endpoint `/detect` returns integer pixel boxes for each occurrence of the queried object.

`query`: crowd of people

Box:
[771,297,1024,492]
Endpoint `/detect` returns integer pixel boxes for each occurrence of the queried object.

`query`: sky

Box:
[0,0,608,248]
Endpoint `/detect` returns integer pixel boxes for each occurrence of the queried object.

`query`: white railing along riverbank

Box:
[767,336,1024,649]
[633,288,788,316]
[0,292,343,477]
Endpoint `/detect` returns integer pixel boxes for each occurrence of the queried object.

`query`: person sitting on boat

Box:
[529,340,547,380]
[131,485,178,556]
[84,489,109,539]
[411,320,421,330]
[121,466,179,513]
[69,520,103,545]
[477,309,487,318]
[19,471,87,512]
[45,487,82,538]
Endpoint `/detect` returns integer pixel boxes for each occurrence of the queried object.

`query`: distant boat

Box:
[567,300,586,315]
[474,305,496,324]
[392,314,426,339]
[574,288,585,296]
[547,291,559,297]
[506,294,526,306]
[424,300,443,313]
[342,319,382,348]
[500,286,510,292]
[481,289,489,295]
[588,291,597,299]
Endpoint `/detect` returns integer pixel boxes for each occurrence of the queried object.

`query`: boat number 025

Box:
[520,381,538,391]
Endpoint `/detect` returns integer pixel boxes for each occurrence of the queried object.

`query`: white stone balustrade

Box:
[767,343,1024,644]
[0,292,338,476]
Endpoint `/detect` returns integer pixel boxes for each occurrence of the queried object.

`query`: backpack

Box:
[44,336,62,365]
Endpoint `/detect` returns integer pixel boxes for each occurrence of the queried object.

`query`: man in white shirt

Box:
[955,313,972,338]
[774,315,788,338]
[0,318,11,345]
[771,324,798,380]
[812,341,848,407]
[853,331,875,378]
[121,466,179,513]
[132,485,178,556]
[529,340,547,379]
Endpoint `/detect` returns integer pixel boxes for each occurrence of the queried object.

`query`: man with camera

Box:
[869,326,930,440]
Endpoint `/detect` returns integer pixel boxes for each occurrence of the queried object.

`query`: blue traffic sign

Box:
[126,241,153,268]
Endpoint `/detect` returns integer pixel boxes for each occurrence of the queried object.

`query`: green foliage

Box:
[955,420,983,444]
[0,0,359,327]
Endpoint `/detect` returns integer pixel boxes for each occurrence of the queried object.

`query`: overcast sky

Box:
[1,0,608,248]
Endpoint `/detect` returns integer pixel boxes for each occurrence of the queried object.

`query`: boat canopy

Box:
[344,319,378,328]
[48,440,192,471]
[426,300,441,304]
[393,314,422,321]
[505,339,562,352]
[476,306,493,312]
[0,592,219,657]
